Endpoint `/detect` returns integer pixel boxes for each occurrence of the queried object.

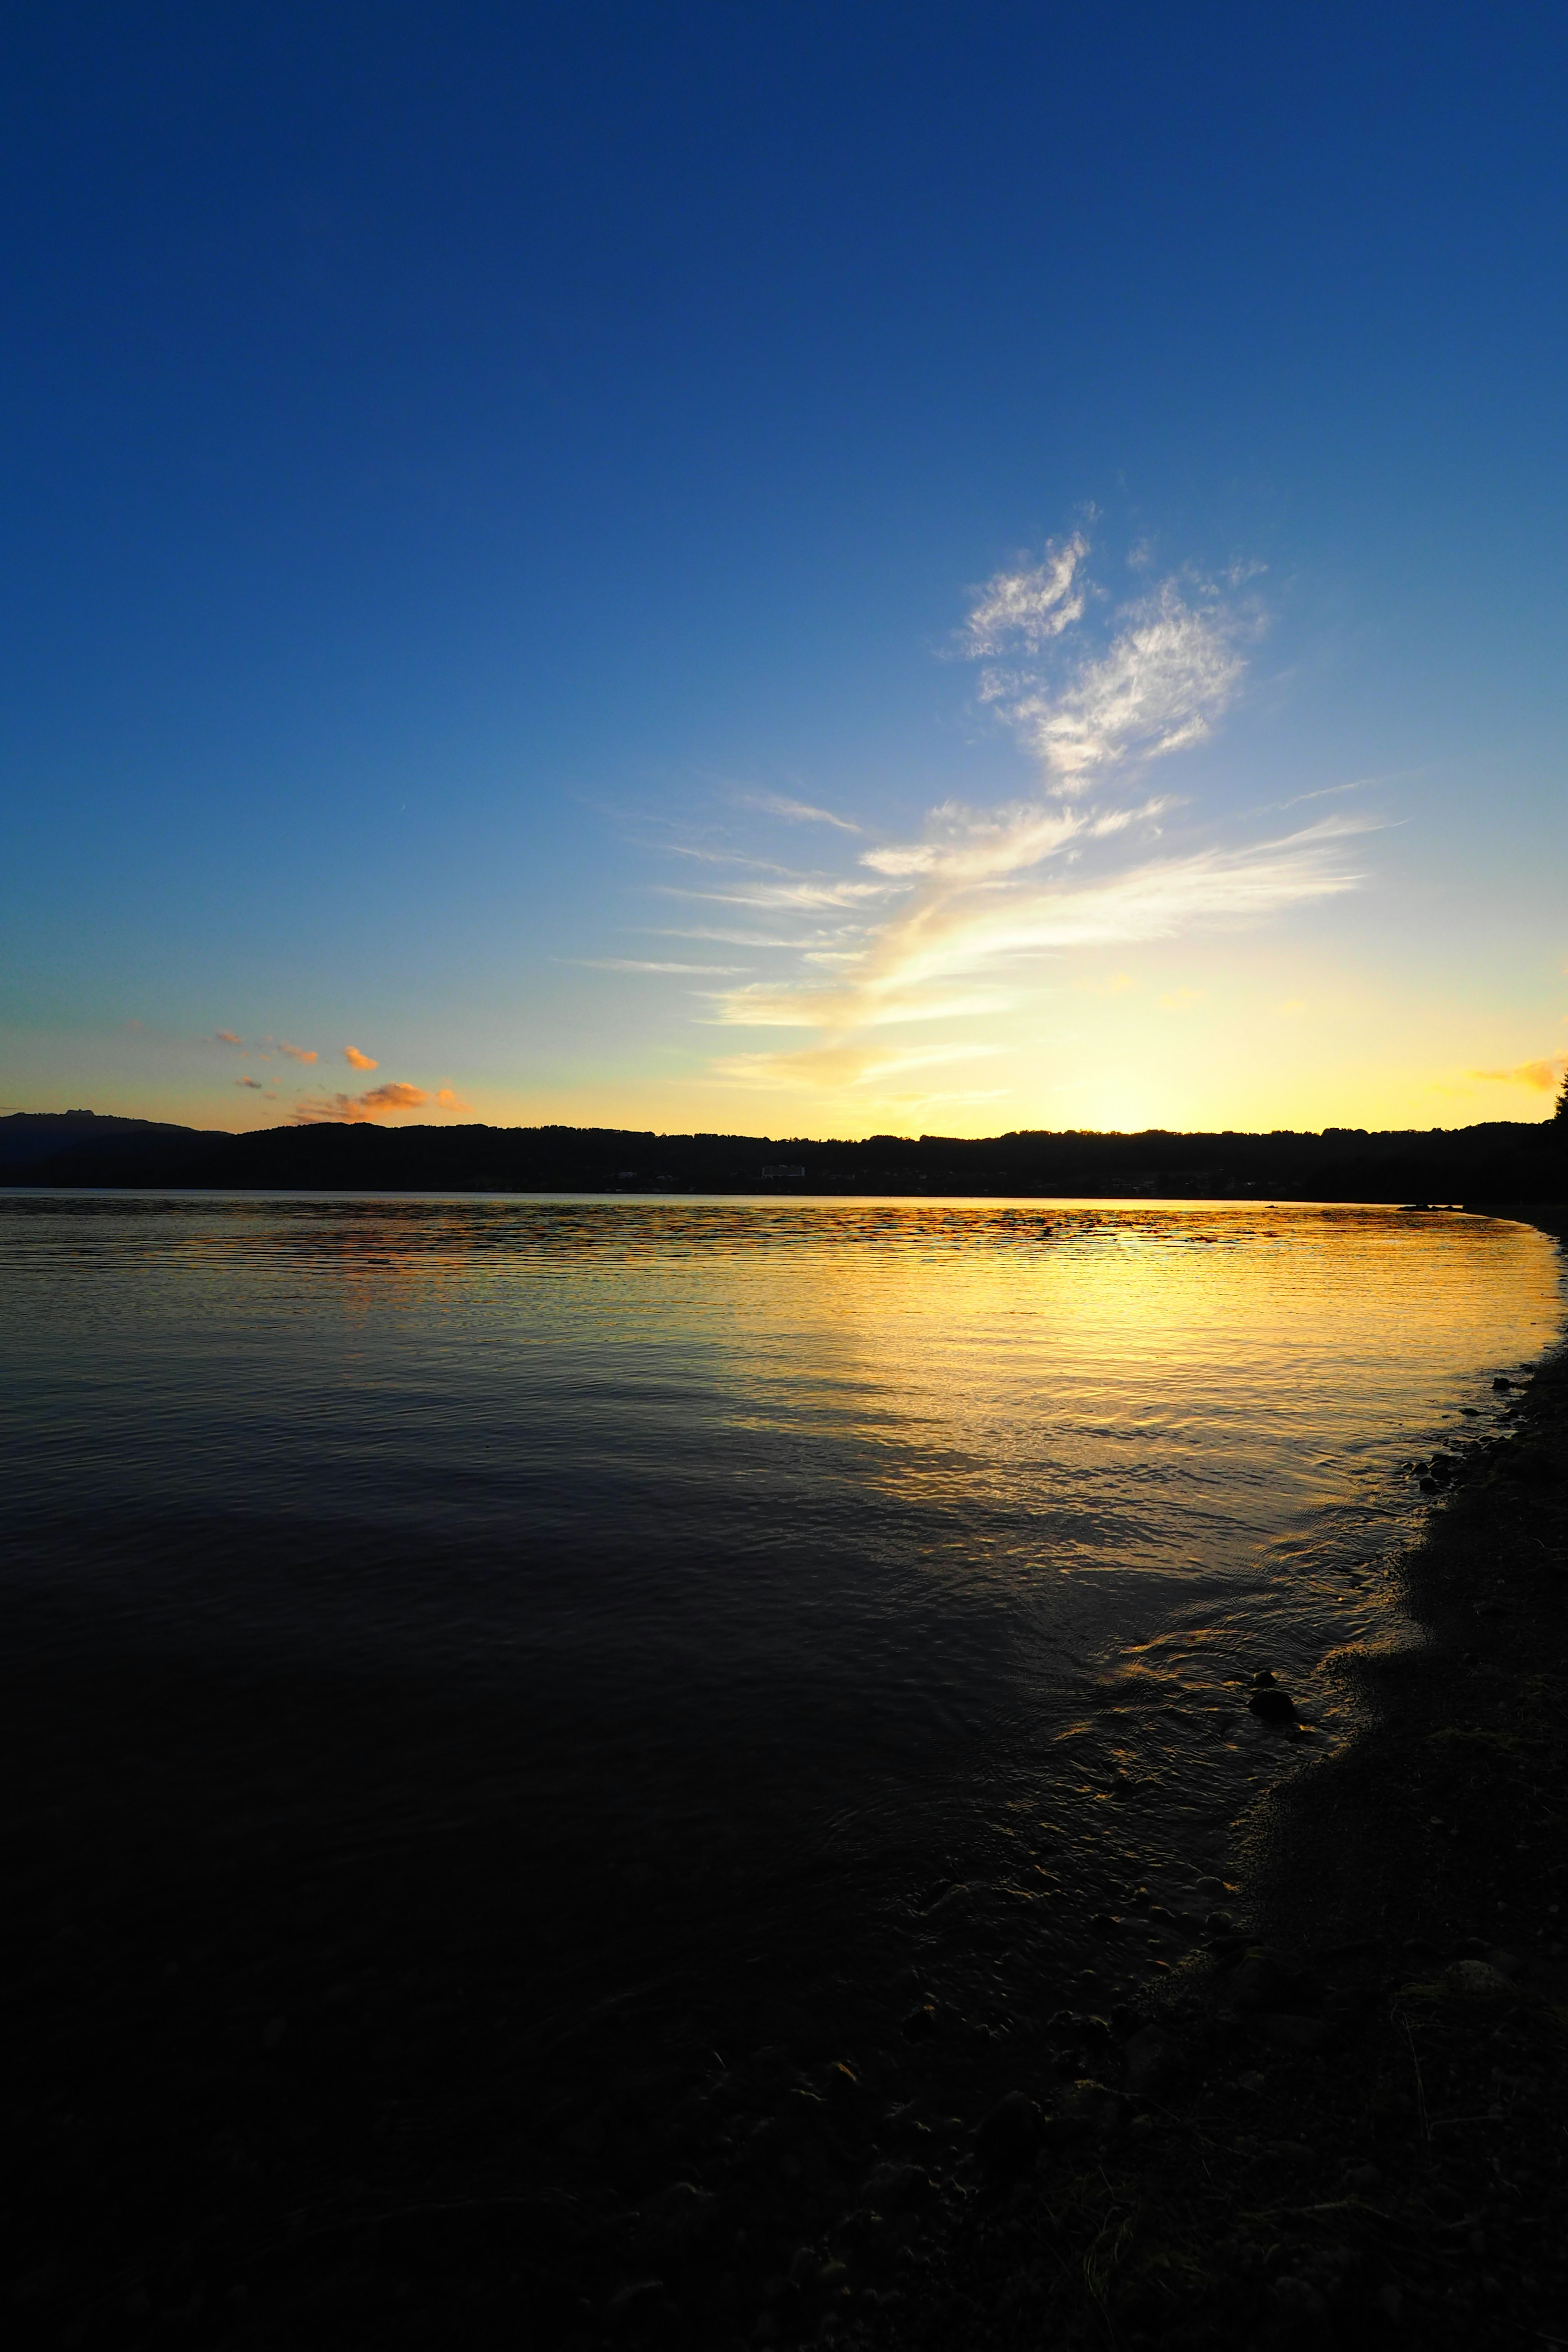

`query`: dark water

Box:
[1,1192,1561,2316]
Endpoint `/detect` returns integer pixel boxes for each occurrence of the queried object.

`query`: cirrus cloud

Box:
[971,560,1252,792]
[588,530,1365,1118]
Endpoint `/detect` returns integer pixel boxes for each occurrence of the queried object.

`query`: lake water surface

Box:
[2,1193,1562,2203]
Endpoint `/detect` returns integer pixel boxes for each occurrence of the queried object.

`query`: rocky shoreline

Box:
[831,1293,1568,2350]
[568,1261,1568,2351]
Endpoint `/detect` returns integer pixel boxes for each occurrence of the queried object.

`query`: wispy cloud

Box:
[236,1075,263,1089]
[705,815,1363,1052]
[658,877,894,911]
[966,545,1254,793]
[215,1029,242,1046]
[577,531,1364,1117]
[343,1045,378,1071]
[644,925,819,947]
[568,958,754,974]
[710,1038,1007,1094]
[665,845,797,872]
[276,1040,318,1064]
[962,535,1088,655]
[1470,1056,1567,1092]
[740,790,861,833]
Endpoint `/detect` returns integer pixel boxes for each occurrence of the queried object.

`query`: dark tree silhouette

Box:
[1556,1064,1568,1123]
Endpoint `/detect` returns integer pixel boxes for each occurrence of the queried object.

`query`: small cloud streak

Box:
[435,1087,470,1111]
[215,1029,243,1046]
[570,958,754,974]
[1470,1056,1568,1092]
[236,1076,263,1089]
[343,1045,378,1071]
[277,1040,318,1064]
[742,791,861,833]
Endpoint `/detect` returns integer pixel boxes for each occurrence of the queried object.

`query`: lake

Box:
[1,1192,1561,2327]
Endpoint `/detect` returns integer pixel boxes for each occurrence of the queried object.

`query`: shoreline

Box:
[855,1219,1568,2351]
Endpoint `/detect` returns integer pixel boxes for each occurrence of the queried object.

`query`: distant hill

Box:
[2,1108,1566,1205]
[0,1109,230,1173]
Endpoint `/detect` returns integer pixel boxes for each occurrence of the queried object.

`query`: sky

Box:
[2,0,1566,1139]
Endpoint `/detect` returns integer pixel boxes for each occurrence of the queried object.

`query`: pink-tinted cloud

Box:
[435,1086,472,1111]
[277,1040,318,1064]
[236,1076,263,1089]
[215,1029,243,1046]
[343,1045,378,1070]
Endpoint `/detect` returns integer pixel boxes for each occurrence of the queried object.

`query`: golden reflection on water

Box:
[2,1194,1561,1610]
[1,1192,1563,2030]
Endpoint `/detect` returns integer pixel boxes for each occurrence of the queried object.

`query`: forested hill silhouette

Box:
[2,1109,1566,1205]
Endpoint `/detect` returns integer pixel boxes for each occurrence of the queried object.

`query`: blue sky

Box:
[3,1,1565,1134]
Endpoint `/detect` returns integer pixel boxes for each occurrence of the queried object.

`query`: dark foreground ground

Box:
[7,1284,1568,2348]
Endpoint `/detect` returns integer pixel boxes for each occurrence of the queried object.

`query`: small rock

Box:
[1248,1686,1297,1723]
[974,2091,1041,2177]
[899,2004,937,2042]
[1204,1909,1235,1935]
[1443,1959,1514,1998]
